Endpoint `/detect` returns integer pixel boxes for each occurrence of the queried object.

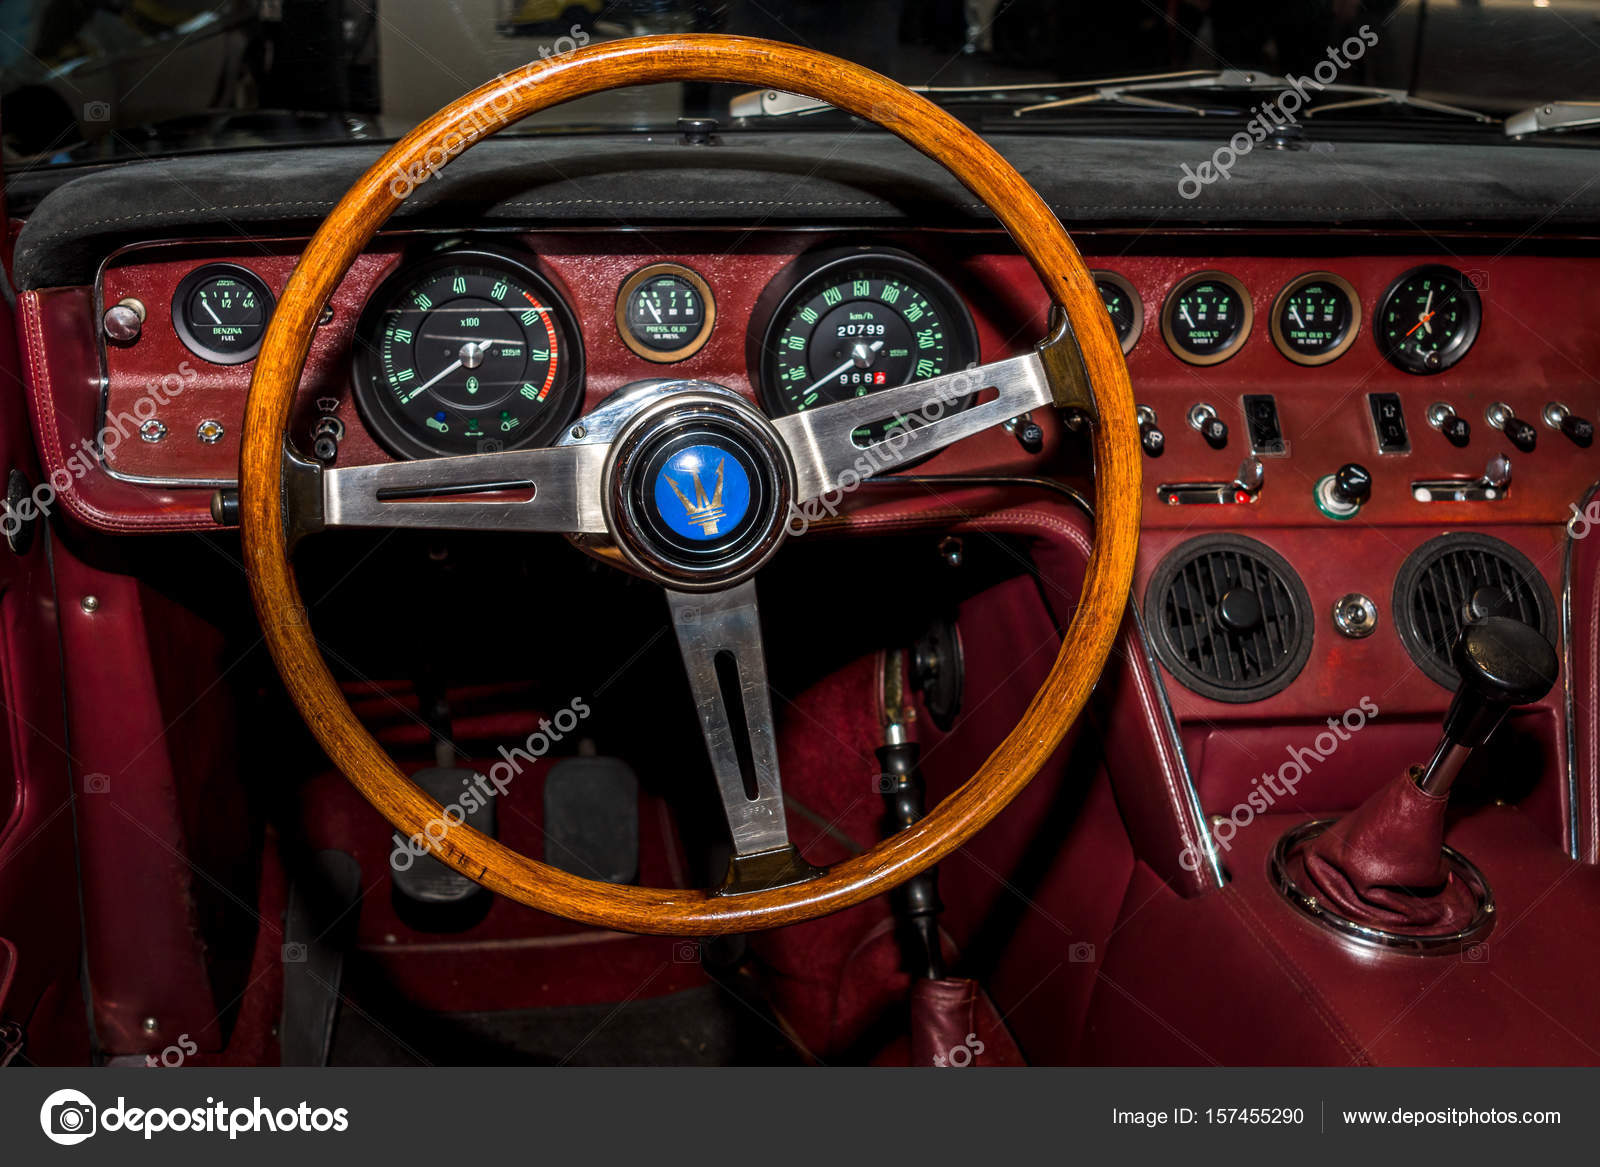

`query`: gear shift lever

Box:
[1271,616,1558,951]
[1414,616,1559,795]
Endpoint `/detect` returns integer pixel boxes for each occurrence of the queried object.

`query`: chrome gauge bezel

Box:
[1375,264,1483,375]
[750,246,980,432]
[1161,270,1253,367]
[1092,269,1144,354]
[616,262,716,363]
[1270,271,1361,367]
[350,246,585,460]
[172,262,275,365]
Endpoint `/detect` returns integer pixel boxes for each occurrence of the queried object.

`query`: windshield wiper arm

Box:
[732,68,1495,126]
[1505,101,1600,137]
[1011,69,1494,122]
[729,70,1215,119]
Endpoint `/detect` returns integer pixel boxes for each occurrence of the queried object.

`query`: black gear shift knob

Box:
[1444,616,1559,746]
[1417,616,1558,794]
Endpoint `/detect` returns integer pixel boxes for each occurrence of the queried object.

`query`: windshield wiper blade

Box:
[1011,69,1495,123]
[1505,101,1600,137]
[731,68,1495,126]
[729,70,1216,119]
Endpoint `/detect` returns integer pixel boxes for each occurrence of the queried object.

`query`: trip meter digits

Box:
[353,250,583,458]
[756,250,978,444]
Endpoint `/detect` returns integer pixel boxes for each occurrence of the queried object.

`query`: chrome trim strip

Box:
[1561,480,1599,861]
[1270,818,1495,954]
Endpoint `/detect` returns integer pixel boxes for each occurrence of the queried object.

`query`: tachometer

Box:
[352,249,583,458]
[754,249,978,445]
[1376,264,1481,375]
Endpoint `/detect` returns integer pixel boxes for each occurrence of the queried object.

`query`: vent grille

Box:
[1394,533,1556,688]
[1145,535,1313,703]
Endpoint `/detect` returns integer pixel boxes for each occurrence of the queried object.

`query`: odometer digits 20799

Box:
[756,250,978,445]
[353,250,583,458]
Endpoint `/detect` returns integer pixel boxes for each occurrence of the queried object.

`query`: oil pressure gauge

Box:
[617,263,715,362]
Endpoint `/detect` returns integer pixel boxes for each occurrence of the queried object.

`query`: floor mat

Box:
[329,984,805,1067]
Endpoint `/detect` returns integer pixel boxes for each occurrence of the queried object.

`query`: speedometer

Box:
[352,249,583,458]
[754,249,978,445]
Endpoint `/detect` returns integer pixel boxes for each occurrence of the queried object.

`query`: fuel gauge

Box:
[172,263,274,365]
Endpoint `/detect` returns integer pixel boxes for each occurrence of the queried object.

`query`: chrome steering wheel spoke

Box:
[288,441,610,539]
[771,350,1055,502]
[665,581,817,893]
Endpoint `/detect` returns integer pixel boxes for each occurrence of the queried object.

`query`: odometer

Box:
[1162,272,1252,365]
[352,250,583,458]
[1271,272,1360,366]
[755,250,978,445]
[1376,265,1482,375]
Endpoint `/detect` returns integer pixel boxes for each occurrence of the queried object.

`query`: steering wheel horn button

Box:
[653,443,753,543]
[606,388,793,590]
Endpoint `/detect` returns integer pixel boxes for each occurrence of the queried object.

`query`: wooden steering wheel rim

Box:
[241,34,1141,936]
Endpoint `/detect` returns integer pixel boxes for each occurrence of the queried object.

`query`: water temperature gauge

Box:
[617,263,715,362]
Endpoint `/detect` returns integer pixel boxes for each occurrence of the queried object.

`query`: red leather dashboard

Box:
[15,231,1593,852]
[19,231,1597,532]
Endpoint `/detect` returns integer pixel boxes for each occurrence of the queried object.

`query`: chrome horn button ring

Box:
[603,390,794,590]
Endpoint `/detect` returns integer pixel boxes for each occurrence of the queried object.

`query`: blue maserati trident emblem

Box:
[654,444,753,540]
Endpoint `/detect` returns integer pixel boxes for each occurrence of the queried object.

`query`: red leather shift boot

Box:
[1292,772,1478,935]
[908,978,1026,1067]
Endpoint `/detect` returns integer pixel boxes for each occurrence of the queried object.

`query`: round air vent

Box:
[1145,534,1314,703]
[1393,533,1556,689]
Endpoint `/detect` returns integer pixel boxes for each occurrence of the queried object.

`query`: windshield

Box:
[4,0,1598,163]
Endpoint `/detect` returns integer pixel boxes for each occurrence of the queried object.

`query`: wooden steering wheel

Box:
[241,35,1140,936]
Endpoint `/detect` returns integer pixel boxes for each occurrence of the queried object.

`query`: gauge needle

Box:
[423,334,522,347]
[1290,304,1306,329]
[202,300,222,325]
[645,300,663,324]
[1405,289,1436,338]
[801,340,884,397]
[1180,304,1196,329]
[411,359,462,397]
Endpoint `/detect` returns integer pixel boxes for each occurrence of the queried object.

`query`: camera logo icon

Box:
[1068,942,1096,963]
[40,1088,97,1145]
[672,941,700,963]
[282,942,308,963]
[82,101,110,123]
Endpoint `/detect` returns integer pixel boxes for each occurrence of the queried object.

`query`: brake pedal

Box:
[390,766,496,932]
[543,756,639,884]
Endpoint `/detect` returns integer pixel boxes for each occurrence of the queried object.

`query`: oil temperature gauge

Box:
[617,263,715,362]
